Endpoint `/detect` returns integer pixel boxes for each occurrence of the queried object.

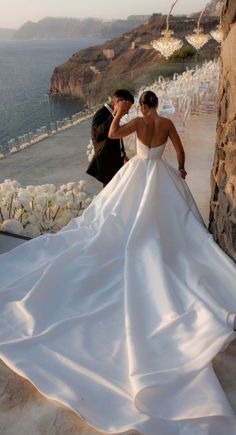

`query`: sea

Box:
[0,37,106,150]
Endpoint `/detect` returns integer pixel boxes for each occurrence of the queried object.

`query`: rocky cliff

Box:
[207,0,224,16]
[49,14,220,104]
[209,0,236,261]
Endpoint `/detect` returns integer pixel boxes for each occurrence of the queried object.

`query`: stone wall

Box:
[209,0,236,261]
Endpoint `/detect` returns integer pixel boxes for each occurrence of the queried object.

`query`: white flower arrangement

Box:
[0,179,93,238]
[10,146,18,154]
[87,140,95,162]
[19,142,29,150]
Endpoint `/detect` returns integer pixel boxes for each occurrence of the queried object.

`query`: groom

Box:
[86,89,134,186]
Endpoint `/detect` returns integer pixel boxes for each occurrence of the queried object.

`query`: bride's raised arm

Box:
[108,100,138,139]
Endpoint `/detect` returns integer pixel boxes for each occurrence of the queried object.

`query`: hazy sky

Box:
[2,0,211,29]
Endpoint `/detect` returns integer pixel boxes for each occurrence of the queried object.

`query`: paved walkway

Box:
[0,119,99,195]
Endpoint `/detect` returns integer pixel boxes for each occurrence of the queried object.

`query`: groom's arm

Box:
[92,109,112,145]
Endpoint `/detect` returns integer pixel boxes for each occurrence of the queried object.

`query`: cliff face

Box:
[207,0,224,16]
[49,14,219,103]
[209,0,236,261]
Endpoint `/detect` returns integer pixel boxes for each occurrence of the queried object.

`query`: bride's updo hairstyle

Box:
[139,91,158,108]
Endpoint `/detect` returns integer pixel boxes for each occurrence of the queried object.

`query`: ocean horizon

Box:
[0,37,106,150]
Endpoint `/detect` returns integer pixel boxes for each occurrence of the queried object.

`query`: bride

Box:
[0,90,236,435]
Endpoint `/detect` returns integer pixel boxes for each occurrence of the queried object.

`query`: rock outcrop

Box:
[209,0,236,261]
[49,14,220,105]
[207,0,224,16]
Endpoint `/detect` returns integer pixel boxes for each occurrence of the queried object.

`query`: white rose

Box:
[2,192,14,201]
[53,217,66,228]
[55,196,66,207]
[34,195,46,205]
[21,214,30,226]
[66,182,77,190]
[34,185,44,194]
[1,219,24,235]
[78,180,86,191]
[26,185,36,194]
[77,192,87,202]
[24,224,40,238]
[13,209,22,220]
[18,190,30,199]
[66,202,76,209]
[18,195,31,209]
[59,184,67,191]
[60,211,72,222]
[48,184,56,193]
[33,210,43,220]
[19,199,31,210]
[28,214,39,225]
[56,190,65,197]
[34,203,43,211]
[2,210,9,220]
[41,184,56,193]
[65,191,73,200]
[46,192,56,201]
[11,180,21,188]
[42,219,56,231]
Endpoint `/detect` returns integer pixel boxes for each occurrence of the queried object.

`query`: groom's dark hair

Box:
[113,89,134,104]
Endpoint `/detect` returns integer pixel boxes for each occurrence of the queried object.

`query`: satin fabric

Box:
[0,141,236,434]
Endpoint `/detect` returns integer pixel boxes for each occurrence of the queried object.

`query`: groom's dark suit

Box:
[86,105,125,185]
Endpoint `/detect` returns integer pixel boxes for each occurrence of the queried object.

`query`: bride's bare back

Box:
[135,115,172,148]
[108,96,186,178]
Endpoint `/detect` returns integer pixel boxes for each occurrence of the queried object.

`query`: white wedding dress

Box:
[0,140,236,435]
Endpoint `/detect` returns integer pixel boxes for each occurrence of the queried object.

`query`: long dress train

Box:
[0,141,236,434]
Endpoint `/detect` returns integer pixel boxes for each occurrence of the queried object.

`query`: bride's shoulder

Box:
[134,117,144,126]
[157,115,173,127]
[157,114,170,122]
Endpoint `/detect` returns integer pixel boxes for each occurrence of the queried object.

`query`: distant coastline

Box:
[0,16,150,41]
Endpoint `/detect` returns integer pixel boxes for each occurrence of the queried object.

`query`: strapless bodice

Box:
[136,140,166,160]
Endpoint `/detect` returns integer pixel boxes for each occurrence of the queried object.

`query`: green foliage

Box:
[147,63,191,83]
[167,44,196,62]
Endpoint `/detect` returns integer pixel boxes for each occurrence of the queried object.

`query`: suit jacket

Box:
[86,106,125,185]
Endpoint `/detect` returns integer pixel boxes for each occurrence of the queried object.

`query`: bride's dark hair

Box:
[139,91,158,108]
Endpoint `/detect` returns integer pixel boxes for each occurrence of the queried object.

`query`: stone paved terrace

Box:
[0,113,236,434]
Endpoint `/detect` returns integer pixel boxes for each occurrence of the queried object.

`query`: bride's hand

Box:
[179,168,187,179]
[114,100,129,117]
